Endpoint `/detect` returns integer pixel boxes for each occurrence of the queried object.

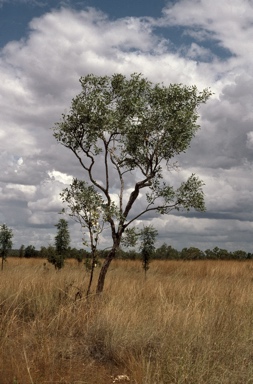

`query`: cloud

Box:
[185,42,214,61]
[161,0,253,56]
[246,132,253,149]
[0,2,253,251]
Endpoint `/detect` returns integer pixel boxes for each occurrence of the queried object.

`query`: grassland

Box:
[0,257,253,383]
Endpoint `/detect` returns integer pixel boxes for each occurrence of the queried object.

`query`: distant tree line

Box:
[8,243,253,262]
[2,220,253,273]
[112,244,253,261]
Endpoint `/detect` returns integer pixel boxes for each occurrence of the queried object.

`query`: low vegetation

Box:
[1,258,253,383]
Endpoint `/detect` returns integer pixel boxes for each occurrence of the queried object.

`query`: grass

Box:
[0,258,253,383]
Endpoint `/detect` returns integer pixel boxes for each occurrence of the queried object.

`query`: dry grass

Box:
[1,258,253,383]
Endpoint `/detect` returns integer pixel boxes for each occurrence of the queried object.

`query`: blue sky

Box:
[0,0,167,47]
[0,0,233,59]
[1,0,253,252]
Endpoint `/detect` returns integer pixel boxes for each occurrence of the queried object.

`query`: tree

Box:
[69,247,88,264]
[19,244,25,258]
[61,180,104,295]
[181,246,205,260]
[232,250,247,260]
[53,73,211,293]
[139,225,158,277]
[40,246,49,258]
[24,244,37,258]
[40,244,59,270]
[52,218,71,270]
[204,248,217,259]
[0,224,13,270]
[44,244,66,270]
[55,218,70,255]
[155,243,179,259]
[211,246,231,260]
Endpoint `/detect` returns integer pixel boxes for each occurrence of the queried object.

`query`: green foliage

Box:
[69,247,87,263]
[61,180,105,294]
[24,245,37,258]
[211,247,231,260]
[139,225,158,275]
[55,219,70,256]
[121,227,139,248]
[113,245,252,261]
[181,247,205,260]
[155,243,180,259]
[53,73,211,292]
[117,248,140,260]
[47,219,71,270]
[0,224,13,270]
[39,244,65,269]
[45,245,64,270]
[61,179,105,246]
[39,246,49,258]
[232,250,248,260]
[52,254,65,270]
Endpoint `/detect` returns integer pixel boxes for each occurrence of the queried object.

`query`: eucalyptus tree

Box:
[0,224,13,271]
[53,73,211,293]
[61,179,105,296]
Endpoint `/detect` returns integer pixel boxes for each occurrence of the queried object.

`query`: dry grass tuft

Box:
[0,258,253,383]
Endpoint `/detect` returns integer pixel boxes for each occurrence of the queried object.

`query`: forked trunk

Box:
[96,247,116,293]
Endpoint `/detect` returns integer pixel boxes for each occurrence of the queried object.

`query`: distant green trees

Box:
[46,219,71,270]
[181,247,205,260]
[114,244,253,261]
[3,230,252,264]
[153,246,252,261]
[24,245,37,258]
[139,226,158,277]
[154,243,180,260]
[0,224,13,270]
[55,219,71,256]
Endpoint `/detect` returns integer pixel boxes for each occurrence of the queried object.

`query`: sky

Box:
[1,0,253,252]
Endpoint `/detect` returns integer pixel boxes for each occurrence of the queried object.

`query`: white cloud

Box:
[5,183,36,198]
[0,2,253,251]
[161,0,253,57]
[48,170,73,184]
[185,43,214,61]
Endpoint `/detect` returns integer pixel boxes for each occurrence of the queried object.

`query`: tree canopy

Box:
[53,73,211,292]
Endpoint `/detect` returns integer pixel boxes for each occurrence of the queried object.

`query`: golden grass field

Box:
[1,257,253,384]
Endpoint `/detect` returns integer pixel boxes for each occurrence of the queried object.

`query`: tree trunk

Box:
[96,248,116,293]
[86,251,96,297]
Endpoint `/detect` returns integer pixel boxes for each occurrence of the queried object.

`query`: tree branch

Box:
[123,202,180,229]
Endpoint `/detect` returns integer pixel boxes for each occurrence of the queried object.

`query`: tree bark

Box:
[96,247,116,293]
[86,250,97,297]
